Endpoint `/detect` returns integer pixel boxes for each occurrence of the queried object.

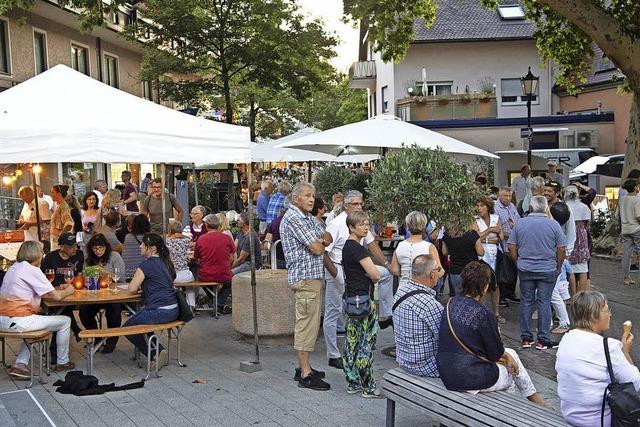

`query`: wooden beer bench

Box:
[0,329,51,388]
[173,281,224,318]
[79,320,185,380]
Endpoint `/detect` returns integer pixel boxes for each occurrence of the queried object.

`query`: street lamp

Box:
[521,67,539,166]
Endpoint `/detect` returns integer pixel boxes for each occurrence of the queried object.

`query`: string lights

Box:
[1,164,40,187]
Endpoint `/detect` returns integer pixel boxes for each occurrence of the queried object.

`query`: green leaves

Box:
[312,165,354,206]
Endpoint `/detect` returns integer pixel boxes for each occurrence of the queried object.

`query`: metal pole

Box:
[31,168,41,242]
[526,94,532,167]
[161,163,167,240]
[192,164,199,206]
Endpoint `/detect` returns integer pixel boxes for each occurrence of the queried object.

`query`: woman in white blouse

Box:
[390,211,441,288]
[556,291,640,426]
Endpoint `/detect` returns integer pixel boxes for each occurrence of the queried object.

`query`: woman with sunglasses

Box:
[78,233,125,354]
[124,233,178,368]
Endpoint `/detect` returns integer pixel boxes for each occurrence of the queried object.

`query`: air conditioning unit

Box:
[576,129,598,148]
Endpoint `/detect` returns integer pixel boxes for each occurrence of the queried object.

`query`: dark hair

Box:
[142,233,176,279]
[131,215,151,235]
[82,191,98,210]
[104,210,120,228]
[85,233,112,266]
[460,261,492,298]
[237,212,250,226]
[476,196,495,214]
[627,169,640,180]
[475,175,487,186]
[623,179,638,193]
[52,184,69,198]
[152,177,162,184]
[544,180,562,193]
[145,173,152,178]
[311,197,325,216]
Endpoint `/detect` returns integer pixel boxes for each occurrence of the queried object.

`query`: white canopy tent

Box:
[0,65,250,164]
[277,113,499,159]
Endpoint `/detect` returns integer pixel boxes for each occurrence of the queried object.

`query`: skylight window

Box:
[498,5,526,20]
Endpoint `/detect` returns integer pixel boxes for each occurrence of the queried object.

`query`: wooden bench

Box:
[0,329,51,388]
[173,282,223,317]
[382,368,569,427]
[78,320,185,380]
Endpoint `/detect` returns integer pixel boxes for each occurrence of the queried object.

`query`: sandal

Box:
[8,366,30,380]
[551,325,570,334]
[623,277,636,286]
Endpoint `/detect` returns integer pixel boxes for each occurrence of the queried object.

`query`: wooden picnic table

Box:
[0,242,23,261]
[42,286,142,315]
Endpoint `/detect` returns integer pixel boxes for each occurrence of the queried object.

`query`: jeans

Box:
[124,307,179,357]
[518,269,557,343]
[449,274,462,296]
[0,314,71,365]
[324,266,345,359]
[621,230,640,276]
[79,304,122,347]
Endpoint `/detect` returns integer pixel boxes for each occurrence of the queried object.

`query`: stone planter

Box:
[231,269,295,342]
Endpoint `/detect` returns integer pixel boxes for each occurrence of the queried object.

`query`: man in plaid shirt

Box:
[280,182,333,391]
[266,181,292,224]
[392,254,444,377]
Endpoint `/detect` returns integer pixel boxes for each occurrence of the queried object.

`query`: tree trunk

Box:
[622,92,640,179]
[249,95,257,142]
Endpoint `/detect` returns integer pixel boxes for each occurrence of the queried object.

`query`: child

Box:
[550,259,575,334]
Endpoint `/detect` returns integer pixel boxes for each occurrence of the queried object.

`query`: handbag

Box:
[495,245,517,286]
[343,293,371,318]
[601,336,640,427]
[175,288,194,323]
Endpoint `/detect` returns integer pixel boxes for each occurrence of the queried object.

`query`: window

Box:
[142,80,153,101]
[0,20,9,74]
[71,44,89,76]
[104,54,119,88]
[501,78,538,105]
[413,81,452,97]
[110,12,120,25]
[33,31,47,74]
[498,5,525,20]
[381,86,388,113]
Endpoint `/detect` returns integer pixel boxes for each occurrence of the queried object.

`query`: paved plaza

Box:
[1,256,638,426]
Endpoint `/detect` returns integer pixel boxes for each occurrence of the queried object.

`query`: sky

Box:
[297,0,359,72]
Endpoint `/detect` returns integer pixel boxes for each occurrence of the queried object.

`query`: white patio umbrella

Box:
[276,114,499,159]
[251,139,378,163]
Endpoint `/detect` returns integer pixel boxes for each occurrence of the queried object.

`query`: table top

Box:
[375,236,404,242]
[0,242,23,261]
[42,288,142,307]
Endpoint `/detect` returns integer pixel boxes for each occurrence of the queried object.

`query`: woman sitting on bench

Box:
[0,241,76,379]
[125,233,178,368]
[436,261,546,406]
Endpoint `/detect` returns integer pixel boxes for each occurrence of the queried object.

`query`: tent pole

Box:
[31,167,42,243]
[192,163,199,206]
[161,163,167,240]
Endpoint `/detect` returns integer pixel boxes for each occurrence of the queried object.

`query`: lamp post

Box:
[521,67,539,167]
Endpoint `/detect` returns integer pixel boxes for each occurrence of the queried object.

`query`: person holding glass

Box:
[78,233,125,354]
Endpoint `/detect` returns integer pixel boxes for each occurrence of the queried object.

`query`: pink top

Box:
[81,210,99,227]
[0,261,54,307]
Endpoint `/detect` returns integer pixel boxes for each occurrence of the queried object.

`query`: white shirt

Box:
[563,203,576,256]
[325,211,374,264]
[567,199,592,222]
[394,240,432,288]
[556,329,640,427]
[511,176,532,202]
[549,171,565,186]
[93,190,104,208]
[19,199,52,241]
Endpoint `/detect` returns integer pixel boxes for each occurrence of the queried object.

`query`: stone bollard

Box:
[231,269,295,343]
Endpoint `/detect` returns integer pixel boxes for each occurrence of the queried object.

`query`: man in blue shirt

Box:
[256,180,273,235]
[508,195,567,351]
[266,181,291,224]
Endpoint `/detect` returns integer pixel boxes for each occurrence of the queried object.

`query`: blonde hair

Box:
[16,241,43,263]
[217,212,230,231]
[102,189,122,210]
[405,211,428,235]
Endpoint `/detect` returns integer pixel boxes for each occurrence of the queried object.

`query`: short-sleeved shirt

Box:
[236,230,262,268]
[166,236,191,272]
[123,234,145,279]
[195,231,236,283]
[19,199,52,241]
[142,192,179,234]
[618,195,640,235]
[138,256,177,309]
[557,259,573,284]
[442,231,480,275]
[325,211,374,264]
[256,192,271,221]
[494,200,520,237]
[41,249,84,286]
[508,213,567,272]
[280,205,325,285]
[123,182,138,212]
[51,202,74,237]
[511,176,531,202]
[342,239,373,297]
[0,261,54,308]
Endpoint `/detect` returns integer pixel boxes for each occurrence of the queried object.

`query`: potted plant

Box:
[83,265,103,291]
[313,165,353,207]
[436,95,449,106]
[459,94,472,104]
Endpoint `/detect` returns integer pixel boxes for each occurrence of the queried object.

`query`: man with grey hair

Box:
[520,175,546,215]
[280,181,333,391]
[17,186,52,242]
[194,213,236,313]
[266,180,292,224]
[92,179,108,207]
[494,186,521,304]
[392,254,444,377]
[508,195,567,350]
[323,189,395,370]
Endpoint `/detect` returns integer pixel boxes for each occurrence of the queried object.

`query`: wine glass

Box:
[45,269,55,283]
[107,272,117,292]
[64,270,74,286]
[112,267,121,287]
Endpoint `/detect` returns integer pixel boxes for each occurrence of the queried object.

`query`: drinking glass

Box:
[112,267,121,285]
[108,272,117,292]
[45,269,55,283]
[64,270,74,286]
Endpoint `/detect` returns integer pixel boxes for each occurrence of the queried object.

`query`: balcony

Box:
[348,61,376,90]
[396,94,498,122]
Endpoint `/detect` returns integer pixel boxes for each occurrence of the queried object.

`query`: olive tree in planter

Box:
[368,146,482,229]
[313,165,353,207]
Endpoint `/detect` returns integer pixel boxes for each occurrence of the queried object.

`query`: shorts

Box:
[291,279,324,352]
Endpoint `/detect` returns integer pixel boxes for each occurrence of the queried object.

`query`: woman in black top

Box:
[437,262,546,406]
[441,219,484,296]
[341,211,381,398]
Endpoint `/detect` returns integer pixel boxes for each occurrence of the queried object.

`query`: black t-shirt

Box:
[41,249,84,286]
[342,239,373,297]
[442,230,480,275]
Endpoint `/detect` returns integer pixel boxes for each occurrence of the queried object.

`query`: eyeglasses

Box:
[432,266,442,273]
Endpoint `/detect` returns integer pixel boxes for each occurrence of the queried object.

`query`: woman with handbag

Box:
[556,291,640,426]
[341,211,382,398]
[437,261,546,406]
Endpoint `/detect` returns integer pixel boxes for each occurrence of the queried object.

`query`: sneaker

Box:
[536,340,560,350]
[522,339,534,349]
[505,296,521,304]
[498,300,509,308]
[347,384,363,394]
[218,305,232,315]
[328,357,344,369]
[298,374,331,391]
[551,325,570,334]
[378,318,393,330]
[362,389,383,399]
[150,349,167,371]
[293,367,325,381]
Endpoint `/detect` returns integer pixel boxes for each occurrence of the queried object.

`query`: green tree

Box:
[312,165,353,205]
[343,0,640,174]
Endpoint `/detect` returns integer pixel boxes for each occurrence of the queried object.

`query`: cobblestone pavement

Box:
[0,257,636,426]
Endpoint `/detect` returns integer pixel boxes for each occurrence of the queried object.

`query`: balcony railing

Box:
[396,94,498,122]
[348,61,376,90]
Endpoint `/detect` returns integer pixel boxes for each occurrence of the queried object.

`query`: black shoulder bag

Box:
[392,289,429,312]
[601,336,640,427]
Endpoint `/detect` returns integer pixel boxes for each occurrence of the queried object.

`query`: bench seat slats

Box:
[79,321,184,339]
[0,329,52,340]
